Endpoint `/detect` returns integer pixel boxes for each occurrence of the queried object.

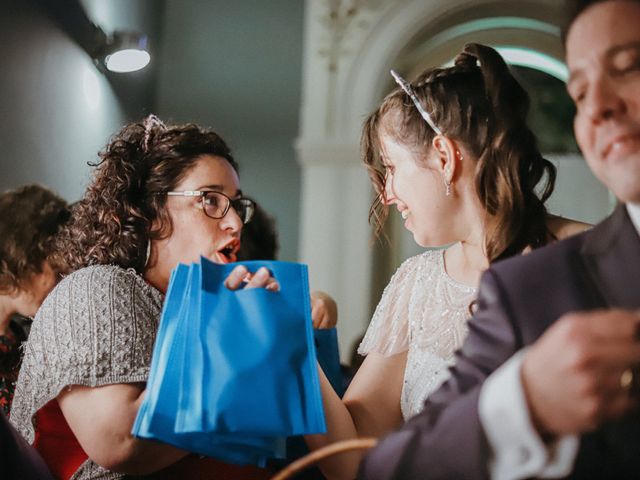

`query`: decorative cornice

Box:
[317,0,389,72]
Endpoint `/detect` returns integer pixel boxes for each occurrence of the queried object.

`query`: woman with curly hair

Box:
[0,184,69,416]
[10,116,277,480]
[305,43,591,479]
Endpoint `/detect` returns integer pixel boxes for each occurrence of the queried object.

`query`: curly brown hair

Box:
[0,185,70,293]
[362,43,556,263]
[51,116,239,274]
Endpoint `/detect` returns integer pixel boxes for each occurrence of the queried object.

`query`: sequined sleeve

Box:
[358,254,424,357]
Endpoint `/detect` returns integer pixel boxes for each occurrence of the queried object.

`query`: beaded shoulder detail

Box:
[357,249,477,419]
[401,249,476,419]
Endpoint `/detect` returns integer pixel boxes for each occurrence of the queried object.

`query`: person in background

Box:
[306,43,589,480]
[10,116,278,480]
[237,200,280,261]
[0,184,69,415]
[359,1,640,478]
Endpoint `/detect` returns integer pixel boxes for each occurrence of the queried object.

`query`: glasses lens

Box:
[202,191,228,219]
[232,198,255,224]
[202,192,254,223]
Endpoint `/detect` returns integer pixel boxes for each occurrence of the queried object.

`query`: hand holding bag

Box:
[133,259,325,465]
[176,258,326,437]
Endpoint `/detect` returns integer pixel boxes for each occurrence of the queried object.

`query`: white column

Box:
[296,142,374,361]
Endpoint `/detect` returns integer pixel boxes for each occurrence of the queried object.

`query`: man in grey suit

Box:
[358,1,640,478]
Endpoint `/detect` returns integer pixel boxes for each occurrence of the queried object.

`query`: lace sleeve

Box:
[358,254,423,357]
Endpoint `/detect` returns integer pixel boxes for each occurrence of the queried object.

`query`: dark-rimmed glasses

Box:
[163,190,255,224]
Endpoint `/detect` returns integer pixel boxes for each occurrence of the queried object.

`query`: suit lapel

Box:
[580,204,640,309]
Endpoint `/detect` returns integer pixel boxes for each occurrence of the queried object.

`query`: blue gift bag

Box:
[175,262,203,431]
[314,328,345,397]
[133,264,189,436]
[133,258,325,465]
[176,258,326,437]
[133,263,286,465]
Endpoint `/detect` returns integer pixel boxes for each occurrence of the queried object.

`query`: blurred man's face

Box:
[567,0,640,203]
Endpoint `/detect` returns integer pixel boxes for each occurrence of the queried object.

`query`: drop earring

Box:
[144,239,151,268]
[444,167,452,196]
[444,151,462,196]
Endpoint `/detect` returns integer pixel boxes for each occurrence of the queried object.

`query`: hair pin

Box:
[390,69,443,136]
[142,114,166,153]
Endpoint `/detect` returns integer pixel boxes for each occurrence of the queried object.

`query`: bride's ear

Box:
[431,136,461,185]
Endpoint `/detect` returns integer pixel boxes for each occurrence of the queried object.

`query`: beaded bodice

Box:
[359,249,476,419]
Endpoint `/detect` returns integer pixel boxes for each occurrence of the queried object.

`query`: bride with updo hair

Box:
[306,43,590,480]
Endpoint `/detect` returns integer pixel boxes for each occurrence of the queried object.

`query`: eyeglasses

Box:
[390,69,443,136]
[163,190,255,224]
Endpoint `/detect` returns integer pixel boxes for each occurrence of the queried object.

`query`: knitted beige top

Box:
[10,265,163,479]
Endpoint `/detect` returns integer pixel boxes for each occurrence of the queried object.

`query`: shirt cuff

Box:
[479,349,579,480]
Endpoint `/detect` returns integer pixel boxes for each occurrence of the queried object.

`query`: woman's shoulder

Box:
[397,249,440,270]
[546,215,592,241]
[58,264,141,286]
[52,265,157,299]
[383,250,442,291]
[40,265,162,321]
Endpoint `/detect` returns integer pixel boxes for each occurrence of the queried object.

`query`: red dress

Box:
[33,401,88,479]
[33,400,274,480]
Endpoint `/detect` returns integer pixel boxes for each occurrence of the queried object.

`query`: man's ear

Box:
[431,136,461,184]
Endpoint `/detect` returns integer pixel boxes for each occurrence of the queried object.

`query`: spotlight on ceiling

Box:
[97,31,150,73]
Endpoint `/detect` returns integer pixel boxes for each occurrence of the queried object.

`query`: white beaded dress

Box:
[359,249,477,420]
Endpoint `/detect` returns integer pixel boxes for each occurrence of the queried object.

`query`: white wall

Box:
[545,154,615,224]
[154,0,305,262]
[0,0,159,202]
[0,1,122,200]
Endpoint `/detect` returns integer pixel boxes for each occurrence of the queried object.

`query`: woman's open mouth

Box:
[215,239,239,264]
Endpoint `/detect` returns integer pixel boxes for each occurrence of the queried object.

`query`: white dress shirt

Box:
[479,203,640,480]
[627,202,640,234]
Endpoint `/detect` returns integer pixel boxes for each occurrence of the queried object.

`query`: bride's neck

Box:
[444,241,487,286]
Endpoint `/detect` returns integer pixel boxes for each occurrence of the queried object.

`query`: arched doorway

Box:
[296,0,611,362]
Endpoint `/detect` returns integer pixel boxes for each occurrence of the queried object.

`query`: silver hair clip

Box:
[142,114,166,153]
[390,70,443,136]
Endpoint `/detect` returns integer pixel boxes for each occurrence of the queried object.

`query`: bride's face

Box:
[379,134,456,248]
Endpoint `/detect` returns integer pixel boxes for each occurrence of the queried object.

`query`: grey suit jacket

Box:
[359,204,640,480]
[0,409,53,479]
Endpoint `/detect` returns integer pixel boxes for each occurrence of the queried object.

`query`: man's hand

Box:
[521,309,640,437]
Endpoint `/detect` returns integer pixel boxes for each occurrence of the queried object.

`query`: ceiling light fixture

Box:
[96,30,151,73]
